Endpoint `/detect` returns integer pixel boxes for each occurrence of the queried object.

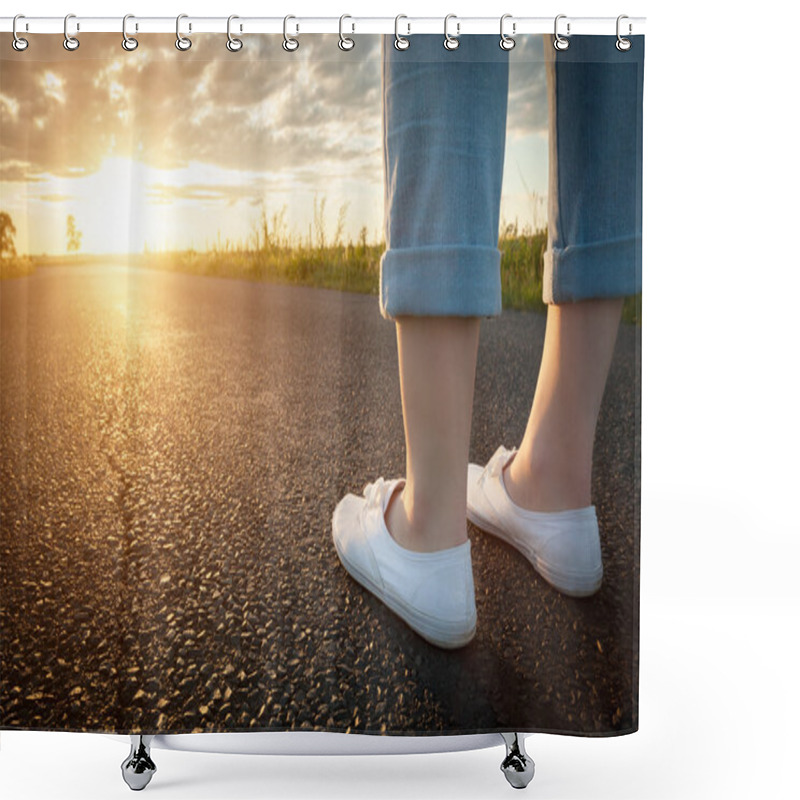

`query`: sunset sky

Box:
[0,33,549,256]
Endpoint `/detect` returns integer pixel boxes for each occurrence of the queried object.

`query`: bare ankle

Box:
[504,453,591,513]
[385,485,468,552]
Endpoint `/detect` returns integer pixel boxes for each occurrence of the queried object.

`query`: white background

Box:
[2,1,799,798]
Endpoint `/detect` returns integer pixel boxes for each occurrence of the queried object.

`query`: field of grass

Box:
[129,210,640,324]
[12,204,640,324]
[0,256,35,280]
[497,222,640,324]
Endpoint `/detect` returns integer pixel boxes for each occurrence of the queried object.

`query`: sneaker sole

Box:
[466,504,602,598]
[332,502,477,650]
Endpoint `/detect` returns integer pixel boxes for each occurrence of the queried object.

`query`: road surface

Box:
[0,264,640,736]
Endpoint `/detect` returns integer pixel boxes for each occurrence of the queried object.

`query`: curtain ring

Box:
[499,14,515,50]
[227,14,243,51]
[338,14,355,51]
[63,13,80,51]
[553,14,570,51]
[122,14,138,51]
[176,14,192,51]
[12,14,29,52]
[394,14,410,50]
[616,14,632,51]
[443,13,459,51]
[283,15,299,51]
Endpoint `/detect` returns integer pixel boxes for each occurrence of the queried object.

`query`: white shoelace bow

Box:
[478,446,516,490]
[358,477,393,533]
[362,477,390,510]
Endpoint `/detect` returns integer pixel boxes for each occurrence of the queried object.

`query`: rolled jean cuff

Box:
[543,234,642,304]
[379,245,502,319]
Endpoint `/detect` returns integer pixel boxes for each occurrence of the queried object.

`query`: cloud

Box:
[0,33,383,187]
[0,92,20,121]
[34,193,74,202]
[0,161,46,182]
[146,181,266,206]
[1,38,128,179]
[0,32,547,197]
[507,38,548,137]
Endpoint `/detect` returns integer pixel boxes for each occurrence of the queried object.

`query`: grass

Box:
[0,256,35,280]
[131,236,383,297]
[10,203,641,324]
[499,222,548,312]
[497,221,641,324]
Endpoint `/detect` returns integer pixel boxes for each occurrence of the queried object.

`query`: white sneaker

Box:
[467,446,603,597]
[332,477,477,649]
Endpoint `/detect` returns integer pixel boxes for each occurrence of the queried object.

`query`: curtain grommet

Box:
[616,14,632,51]
[175,14,192,51]
[338,14,355,51]
[63,13,80,51]
[283,15,299,52]
[122,14,138,51]
[226,14,243,52]
[12,14,29,51]
[499,14,515,50]
[394,14,410,50]
[553,14,570,51]
[443,13,459,51]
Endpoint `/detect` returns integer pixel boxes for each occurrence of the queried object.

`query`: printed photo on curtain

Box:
[0,29,643,738]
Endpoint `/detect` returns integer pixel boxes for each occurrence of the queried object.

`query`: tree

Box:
[66,214,82,254]
[0,211,17,259]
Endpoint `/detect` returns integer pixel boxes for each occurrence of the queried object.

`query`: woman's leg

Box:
[330,36,508,648]
[503,34,643,513]
[379,34,508,551]
[465,36,642,598]
[385,316,480,552]
[503,297,623,512]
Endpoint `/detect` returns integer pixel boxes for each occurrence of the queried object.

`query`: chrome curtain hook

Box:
[63,13,79,51]
[553,14,570,51]
[394,14,410,50]
[283,15,299,51]
[616,14,632,51]
[499,14,516,50]
[227,14,243,51]
[176,13,192,51]
[12,14,29,51]
[122,14,138,51]
[443,13,459,51]
[338,14,355,50]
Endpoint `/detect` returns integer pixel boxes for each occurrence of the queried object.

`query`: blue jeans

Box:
[379,34,644,318]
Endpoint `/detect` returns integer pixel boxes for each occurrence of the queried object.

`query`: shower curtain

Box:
[0,27,643,739]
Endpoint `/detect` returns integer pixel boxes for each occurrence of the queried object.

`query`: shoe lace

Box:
[362,478,388,510]
[357,477,390,532]
[480,446,515,487]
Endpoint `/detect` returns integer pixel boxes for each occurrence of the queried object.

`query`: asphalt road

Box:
[0,265,640,736]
